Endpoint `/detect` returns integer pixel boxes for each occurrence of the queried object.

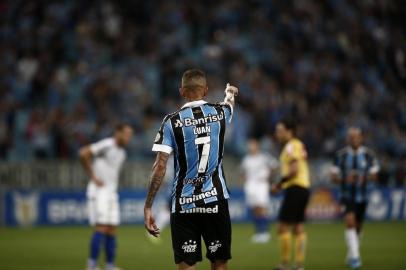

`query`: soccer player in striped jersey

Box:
[330,127,379,269]
[143,69,238,270]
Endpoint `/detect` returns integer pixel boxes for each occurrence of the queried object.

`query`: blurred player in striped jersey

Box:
[79,124,133,270]
[330,127,379,269]
[241,138,278,243]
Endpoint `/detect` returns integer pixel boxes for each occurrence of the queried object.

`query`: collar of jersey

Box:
[346,145,366,154]
[181,100,208,109]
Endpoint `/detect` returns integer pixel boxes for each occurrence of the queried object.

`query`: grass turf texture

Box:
[0,223,405,270]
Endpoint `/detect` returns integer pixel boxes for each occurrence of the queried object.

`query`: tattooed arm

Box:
[144,151,170,237]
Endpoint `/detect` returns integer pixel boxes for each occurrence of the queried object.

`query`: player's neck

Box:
[285,136,294,144]
[350,145,362,152]
[184,91,205,102]
[113,136,123,148]
[185,96,205,102]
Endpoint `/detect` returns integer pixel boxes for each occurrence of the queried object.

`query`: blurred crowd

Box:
[0,0,405,184]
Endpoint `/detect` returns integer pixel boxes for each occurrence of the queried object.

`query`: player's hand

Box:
[92,176,104,187]
[144,208,160,237]
[270,183,281,194]
[225,83,238,97]
[346,171,357,184]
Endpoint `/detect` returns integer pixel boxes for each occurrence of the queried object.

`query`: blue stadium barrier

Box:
[3,188,406,226]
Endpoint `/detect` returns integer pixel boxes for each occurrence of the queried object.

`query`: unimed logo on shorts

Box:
[182,240,197,253]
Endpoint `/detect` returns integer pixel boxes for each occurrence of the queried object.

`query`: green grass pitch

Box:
[0,223,405,270]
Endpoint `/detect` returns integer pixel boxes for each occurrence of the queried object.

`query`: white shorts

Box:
[244,182,270,208]
[87,191,120,226]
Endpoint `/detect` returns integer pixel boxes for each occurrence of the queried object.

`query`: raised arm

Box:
[223,83,238,107]
[144,151,170,237]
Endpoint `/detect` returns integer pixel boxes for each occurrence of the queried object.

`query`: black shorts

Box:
[278,185,310,223]
[170,200,232,266]
[342,200,367,223]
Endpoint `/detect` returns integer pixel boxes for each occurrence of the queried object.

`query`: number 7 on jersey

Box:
[195,136,211,173]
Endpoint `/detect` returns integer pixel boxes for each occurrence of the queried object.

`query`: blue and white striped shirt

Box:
[332,146,379,203]
[152,100,233,213]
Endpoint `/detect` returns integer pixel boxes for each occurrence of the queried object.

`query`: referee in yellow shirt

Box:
[272,118,311,270]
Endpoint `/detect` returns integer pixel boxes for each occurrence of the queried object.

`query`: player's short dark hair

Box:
[279,117,297,135]
[181,69,207,91]
[348,126,363,135]
[115,123,132,132]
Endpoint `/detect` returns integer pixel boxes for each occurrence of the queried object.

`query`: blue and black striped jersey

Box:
[332,146,379,203]
[152,100,233,213]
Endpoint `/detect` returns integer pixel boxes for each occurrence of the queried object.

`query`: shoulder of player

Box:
[96,137,115,146]
[336,147,349,156]
[285,139,300,151]
[106,137,125,151]
[161,108,186,123]
[90,137,116,155]
[206,102,231,110]
[258,152,271,159]
[283,139,307,159]
[360,146,377,157]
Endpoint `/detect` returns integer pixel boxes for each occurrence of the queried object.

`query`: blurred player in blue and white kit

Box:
[330,127,379,269]
[241,138,278,243]
[79,124,133,270]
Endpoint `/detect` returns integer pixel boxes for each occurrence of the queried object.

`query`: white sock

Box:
[155,208,170,230]
[345,229,360,259]
[87,258,97,268]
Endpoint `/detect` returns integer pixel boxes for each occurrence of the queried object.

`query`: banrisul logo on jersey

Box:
[174,112,224,128]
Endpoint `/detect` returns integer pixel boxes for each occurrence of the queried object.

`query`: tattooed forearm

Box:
[144,152,169,209]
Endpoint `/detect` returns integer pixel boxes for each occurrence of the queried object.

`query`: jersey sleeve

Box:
[367,150,380,174]
[220,103,233,124]
[152,118,175,154]
[266,154,279,170]
[90,138,114,156]
[285,141,303,162]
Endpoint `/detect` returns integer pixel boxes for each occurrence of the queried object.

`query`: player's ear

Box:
[203,86,208,97]
[179,87,186,98]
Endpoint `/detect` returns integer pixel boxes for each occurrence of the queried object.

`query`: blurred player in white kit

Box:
[79,124,133,270]
[241,138,278,243]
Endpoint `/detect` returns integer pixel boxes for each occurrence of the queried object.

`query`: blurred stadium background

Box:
[0,0,405,269]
